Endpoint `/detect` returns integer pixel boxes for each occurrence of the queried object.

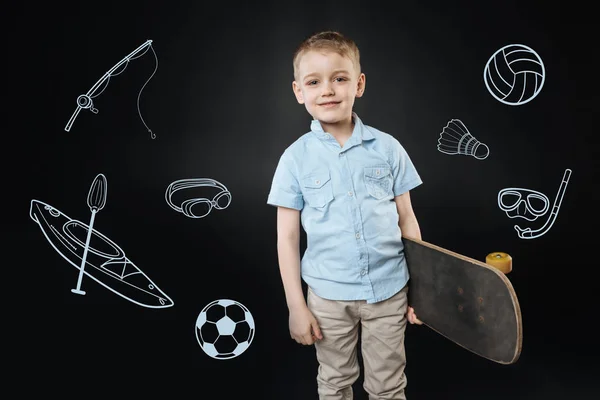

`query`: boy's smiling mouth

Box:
[319,101,341,107]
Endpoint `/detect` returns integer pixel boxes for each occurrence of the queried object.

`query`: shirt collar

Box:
[310,112,375,143]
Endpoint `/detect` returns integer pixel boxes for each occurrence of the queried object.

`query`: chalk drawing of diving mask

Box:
[497,188,549,221]
[498,168,572,240]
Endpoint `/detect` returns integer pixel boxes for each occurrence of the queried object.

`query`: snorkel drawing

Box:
[498,168,572,239]
[64,39,158,139]
[30,173,174,308]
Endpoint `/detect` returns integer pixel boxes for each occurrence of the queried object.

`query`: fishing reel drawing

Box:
[165,178,232,219]
[76,94,99,114]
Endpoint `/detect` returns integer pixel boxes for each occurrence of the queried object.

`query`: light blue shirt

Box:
[267,112,423,303]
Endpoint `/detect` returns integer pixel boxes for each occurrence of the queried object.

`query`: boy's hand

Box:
[289,305,323,345]
[407,306,423,325]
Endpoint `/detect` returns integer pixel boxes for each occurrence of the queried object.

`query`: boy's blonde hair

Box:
[293,31,361,81]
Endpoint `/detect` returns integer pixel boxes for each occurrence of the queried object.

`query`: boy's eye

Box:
[306,77,347,85]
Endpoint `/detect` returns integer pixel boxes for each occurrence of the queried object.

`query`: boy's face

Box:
[292,50,365,126]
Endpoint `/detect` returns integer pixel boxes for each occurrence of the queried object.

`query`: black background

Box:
[7,1,599,398]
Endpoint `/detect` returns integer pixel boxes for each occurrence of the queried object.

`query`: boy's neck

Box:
[319,115,355,146]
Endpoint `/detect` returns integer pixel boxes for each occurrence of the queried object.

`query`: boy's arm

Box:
[276,206,306,311]
[395,190,424,324]
[395,191,421,240]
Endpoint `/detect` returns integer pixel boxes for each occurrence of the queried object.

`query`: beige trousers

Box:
[307,285,409,400]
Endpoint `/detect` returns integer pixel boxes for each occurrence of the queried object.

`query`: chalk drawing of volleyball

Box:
[483,44,545,106]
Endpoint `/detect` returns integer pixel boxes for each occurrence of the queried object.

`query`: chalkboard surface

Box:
[8,1,598,399]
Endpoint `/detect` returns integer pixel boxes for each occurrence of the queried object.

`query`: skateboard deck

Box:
[403,237,522,364]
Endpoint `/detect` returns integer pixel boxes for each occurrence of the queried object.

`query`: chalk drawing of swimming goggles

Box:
[165,178,232,219]
[497,168,572,240]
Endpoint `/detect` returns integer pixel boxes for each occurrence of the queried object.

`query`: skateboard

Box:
[403,237,522,364]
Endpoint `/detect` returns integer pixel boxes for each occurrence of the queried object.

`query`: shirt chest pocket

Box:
[301,170,335,208]
[364,166,393,200]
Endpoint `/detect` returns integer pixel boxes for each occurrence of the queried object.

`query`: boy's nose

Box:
[321,83,334,95]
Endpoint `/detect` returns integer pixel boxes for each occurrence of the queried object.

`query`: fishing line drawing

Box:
[165,178,232,219]
[484,44,545,106]
[437,119,490,160]
[64,39,158,139]
[29,173,174,308]
[195,299,255,360]
[498,168,572,239]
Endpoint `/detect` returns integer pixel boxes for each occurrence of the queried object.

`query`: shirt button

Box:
[339,152,344,157]
[315,180,320,185]
[355,233,360,239]
[361,269,367,275]
[348,191,353,196]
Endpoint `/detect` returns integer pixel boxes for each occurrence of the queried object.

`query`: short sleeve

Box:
[389,137,423,196]
[267,151,304,210]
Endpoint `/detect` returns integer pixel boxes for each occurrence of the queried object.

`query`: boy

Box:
[267,31,423,400]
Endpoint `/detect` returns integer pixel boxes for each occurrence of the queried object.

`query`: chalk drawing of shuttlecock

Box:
[437,119,490,160]
[484,44,545,106]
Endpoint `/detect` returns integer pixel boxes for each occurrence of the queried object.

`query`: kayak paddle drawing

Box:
[29,174,174,308]
[72,173,108,295]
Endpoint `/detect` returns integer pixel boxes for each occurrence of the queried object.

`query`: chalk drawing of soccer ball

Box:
[195,299,255,360]
[483,44,545,106]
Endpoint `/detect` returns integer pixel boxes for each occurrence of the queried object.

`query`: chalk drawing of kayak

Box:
[30,199,174,308]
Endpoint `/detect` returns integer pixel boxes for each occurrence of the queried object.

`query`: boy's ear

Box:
[292,81,305,104]
[356,73,366,98]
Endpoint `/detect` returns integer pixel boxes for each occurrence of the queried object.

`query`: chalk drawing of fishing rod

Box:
[64,39,158,139]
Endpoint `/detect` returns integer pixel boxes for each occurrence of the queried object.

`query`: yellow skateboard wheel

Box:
[486,252,512,274]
